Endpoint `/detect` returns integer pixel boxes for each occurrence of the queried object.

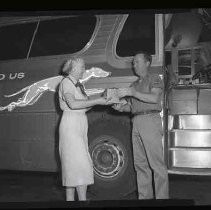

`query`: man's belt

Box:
[132,110,161,116]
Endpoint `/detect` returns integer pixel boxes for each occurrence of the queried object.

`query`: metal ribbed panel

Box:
[98,25,115,31]
[198,89,211,114]
[168,168,211,175]
[169,100,197,114]
[90,43,107,50]
[169,149,211,168]
[171,115,211,129]
[169,130,211,147]
[86,15,119,55]
[168,114,211,171]
[168,89,197,115]
[97,31,111,36]
[169,89,197,100]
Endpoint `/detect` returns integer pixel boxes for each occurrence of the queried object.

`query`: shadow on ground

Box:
[0,171,209,205]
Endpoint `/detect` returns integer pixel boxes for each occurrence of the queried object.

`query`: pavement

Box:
[0,171,210,206]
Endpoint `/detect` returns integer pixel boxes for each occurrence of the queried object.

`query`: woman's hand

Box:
[96,96,116,105]
[95,97,109,105]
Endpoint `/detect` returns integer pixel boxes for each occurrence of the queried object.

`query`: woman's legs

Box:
[66,187,75,201]
[66,185,88,201]
[76,185,87,201]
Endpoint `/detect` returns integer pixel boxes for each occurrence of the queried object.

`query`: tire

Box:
[87,117,137,200]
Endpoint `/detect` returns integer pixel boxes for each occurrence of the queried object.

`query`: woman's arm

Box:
[64,93,110,110]
[60,78,113,110]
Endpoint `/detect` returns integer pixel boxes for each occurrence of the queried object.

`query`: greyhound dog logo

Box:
[0,67,111,112]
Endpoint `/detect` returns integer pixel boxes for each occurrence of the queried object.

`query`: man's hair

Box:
[135,50,152,64]
[61,57,83,76]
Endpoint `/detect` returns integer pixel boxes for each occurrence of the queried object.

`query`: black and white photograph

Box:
[1,7,211,208]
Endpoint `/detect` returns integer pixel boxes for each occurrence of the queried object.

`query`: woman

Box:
[58,57,113,201]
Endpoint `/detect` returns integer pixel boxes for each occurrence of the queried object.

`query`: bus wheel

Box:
[88,118,137,200]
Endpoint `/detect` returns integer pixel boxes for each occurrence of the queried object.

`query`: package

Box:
[106,88,127,104]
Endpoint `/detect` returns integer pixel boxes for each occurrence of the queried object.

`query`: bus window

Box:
[29,16,96,57]
[0,22,37,60]
[116,14,155,57]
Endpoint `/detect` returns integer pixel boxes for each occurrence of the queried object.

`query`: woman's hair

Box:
[61,57,84,76]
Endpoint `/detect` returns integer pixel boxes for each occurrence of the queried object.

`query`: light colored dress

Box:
[58,75,94,187]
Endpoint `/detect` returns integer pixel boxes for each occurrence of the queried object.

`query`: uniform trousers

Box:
[132,113,169,199]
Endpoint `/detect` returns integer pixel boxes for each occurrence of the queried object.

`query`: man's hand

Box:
[117,87,136,98]
[111,99,127,111]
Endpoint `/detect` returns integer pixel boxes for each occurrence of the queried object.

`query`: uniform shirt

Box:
[130,73,163,114]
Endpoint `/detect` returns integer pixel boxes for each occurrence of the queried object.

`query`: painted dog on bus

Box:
[0,67,111,112]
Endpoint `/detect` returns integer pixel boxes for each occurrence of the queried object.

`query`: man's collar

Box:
[67,75,77,85]
[138,72,150,81]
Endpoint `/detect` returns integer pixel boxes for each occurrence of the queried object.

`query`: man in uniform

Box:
[112,51,169,199]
